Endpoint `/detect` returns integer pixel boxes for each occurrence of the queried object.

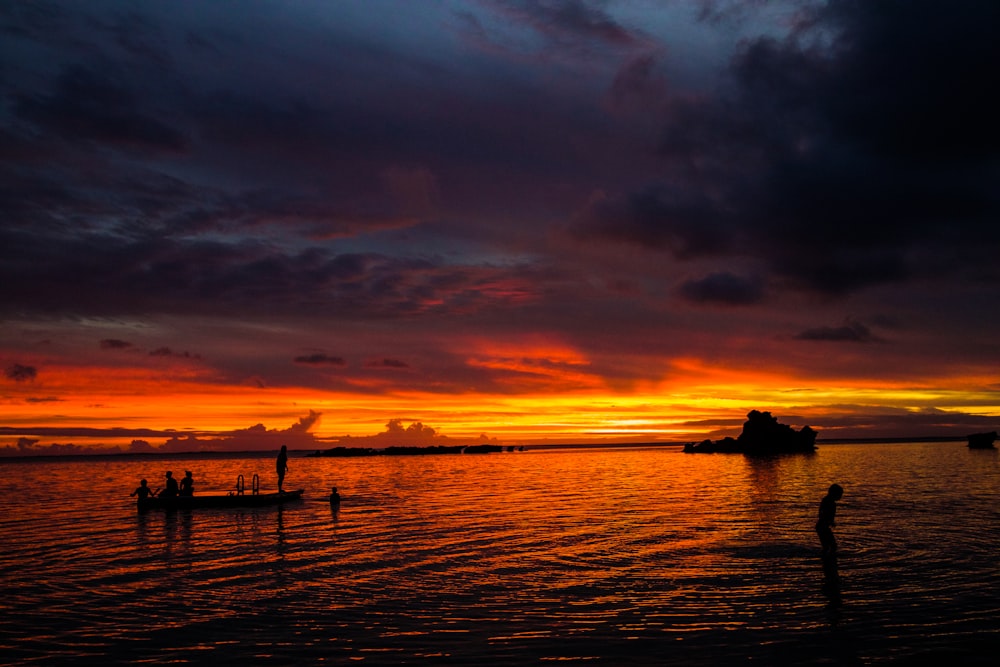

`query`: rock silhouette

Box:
[684,410,817,454]
[967,431,997,449]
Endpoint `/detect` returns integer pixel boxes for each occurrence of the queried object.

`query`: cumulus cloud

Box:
[127,439,157,453]
[334,419,499,448]
[158,411,324,452]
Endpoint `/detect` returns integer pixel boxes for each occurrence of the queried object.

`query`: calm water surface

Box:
[1,443,998,665]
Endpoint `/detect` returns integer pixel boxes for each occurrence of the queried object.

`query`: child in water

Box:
[130,479,155,500]
[816,483,844,558]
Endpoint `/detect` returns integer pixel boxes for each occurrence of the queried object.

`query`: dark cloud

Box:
[7,437,85,456]
[569,185,732,258]
[802,406,1000,440]
[0,2,997,447]
[472,0,647,61]
[505,0,640,47]
[794,320,884,343]
[149,347,200,359]
[679,272,764,305]
[605,52,670,116]
[100,339,133,350]
[571,1,1000,297]
[294,354,346,367]
[5,363,37,382]
[367,358,410,369]
[14,65,187,153]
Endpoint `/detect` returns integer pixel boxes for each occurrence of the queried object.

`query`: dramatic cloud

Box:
[1,1,998,448]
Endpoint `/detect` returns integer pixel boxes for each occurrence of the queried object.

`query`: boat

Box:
[137,489,304,512]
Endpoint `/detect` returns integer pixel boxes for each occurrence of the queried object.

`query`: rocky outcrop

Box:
[967,431,997,449]
[684,410,817,454]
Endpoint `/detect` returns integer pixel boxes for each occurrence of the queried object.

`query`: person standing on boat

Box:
[159,471,179,498]
[276,445,289,492]
[179,470,195,497]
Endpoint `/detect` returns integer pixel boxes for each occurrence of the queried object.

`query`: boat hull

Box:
[137,489,304,512]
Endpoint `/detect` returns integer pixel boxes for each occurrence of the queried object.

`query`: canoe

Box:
[137,489,304,512]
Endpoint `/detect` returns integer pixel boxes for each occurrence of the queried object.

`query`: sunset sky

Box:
[2,1,999,454]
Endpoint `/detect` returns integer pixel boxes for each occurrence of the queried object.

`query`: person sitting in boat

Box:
[179,470,195,497]
[329,486,341,504]
[159,470,179,498]
[130,479,156,500]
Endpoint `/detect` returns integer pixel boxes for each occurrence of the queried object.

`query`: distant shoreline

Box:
[0,436,973,461]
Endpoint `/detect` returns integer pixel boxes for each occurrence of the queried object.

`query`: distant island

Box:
[684,410,817,454]
[967,431,997,449]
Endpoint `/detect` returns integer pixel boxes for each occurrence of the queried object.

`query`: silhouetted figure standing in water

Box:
[159,471,179,498]
[130,479,155,500]
[179,470,195,497]
[277,445,288,492]
[816,483,843,558]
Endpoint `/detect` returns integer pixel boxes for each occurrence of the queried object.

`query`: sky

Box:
[2,0,999,455]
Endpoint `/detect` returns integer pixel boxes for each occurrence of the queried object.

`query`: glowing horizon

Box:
[3,342,998,454]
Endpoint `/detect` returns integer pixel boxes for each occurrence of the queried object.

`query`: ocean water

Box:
[1,442,998,665]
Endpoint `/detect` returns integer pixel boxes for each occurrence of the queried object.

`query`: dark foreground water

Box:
[1,442,998,665]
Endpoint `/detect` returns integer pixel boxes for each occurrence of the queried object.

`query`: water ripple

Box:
[2,443,999,665]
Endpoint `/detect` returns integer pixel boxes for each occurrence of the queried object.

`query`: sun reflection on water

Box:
[1,444,998,664]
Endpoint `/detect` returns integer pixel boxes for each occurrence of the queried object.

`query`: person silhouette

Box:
[179,471,195,497]
[276,445,288,492]
[130,479,155,500]
[816,483,844,558]
[159,471,179,498]
[329,486,341,504]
